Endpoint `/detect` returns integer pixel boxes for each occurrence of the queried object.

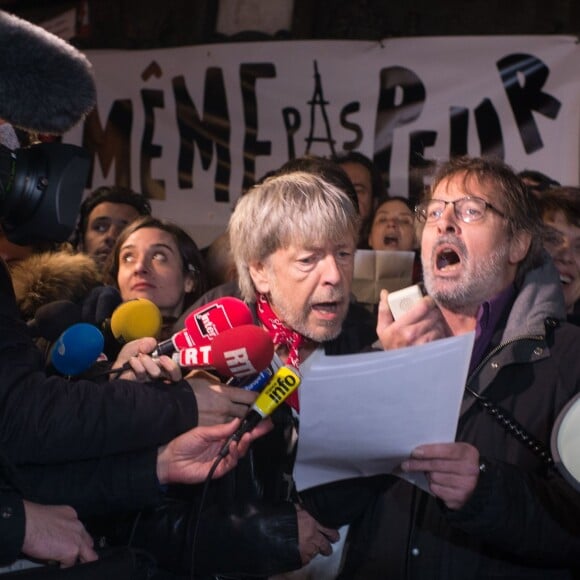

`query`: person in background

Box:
[204,230,237,291]
[103,215,207,340]
[70,185,152,271]
[333,151,386,223]
[338,155,580,579]
[535,186,580,323]
[333,151,387,248]
[518,168,560,196]
[274,155,361,213]
[367,195,417,253]
[366,194,423,286]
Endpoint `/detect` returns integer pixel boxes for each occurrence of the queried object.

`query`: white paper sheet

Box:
[294,332,475,492]
[352,249,416,304]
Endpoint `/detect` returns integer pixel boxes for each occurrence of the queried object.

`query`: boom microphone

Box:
[0,10,96,133]
[218,366,301,457]
[49,322,104,376]
[175,324,274,378]
[27,300,82,341]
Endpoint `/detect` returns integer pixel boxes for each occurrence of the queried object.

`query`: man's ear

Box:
[183,273,195,294]
[249,261,271,294]
[509,231,532,264]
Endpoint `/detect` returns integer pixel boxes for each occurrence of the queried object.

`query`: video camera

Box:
[0,141,89,245]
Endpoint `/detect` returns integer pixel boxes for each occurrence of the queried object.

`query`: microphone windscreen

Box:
[50,322,104,376]
[211,325,274,379]
[0,11,97,134]
[27,300,82,341]
[81,286,123,327]
[110,298,162,342]
[184,297,253,346]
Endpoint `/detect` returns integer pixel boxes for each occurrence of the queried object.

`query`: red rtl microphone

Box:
[175,324,274,379]
[152,297,253,358]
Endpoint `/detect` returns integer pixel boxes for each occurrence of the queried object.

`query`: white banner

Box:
[64,36,580,246]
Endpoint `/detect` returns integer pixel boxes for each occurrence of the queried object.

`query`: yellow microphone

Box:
[109,298,163,342]
[218,365,301,457]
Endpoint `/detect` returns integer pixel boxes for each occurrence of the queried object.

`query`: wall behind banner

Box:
[5,1,580,48]
[63,37,580,248]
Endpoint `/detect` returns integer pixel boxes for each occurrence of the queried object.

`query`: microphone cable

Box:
[188,451,226,580]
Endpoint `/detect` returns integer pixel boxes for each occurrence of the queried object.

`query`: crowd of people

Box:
[2,7,580,580]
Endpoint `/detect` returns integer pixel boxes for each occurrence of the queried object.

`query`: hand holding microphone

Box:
[107,298,260,383]
[112,337,182,383]
[177,325,275,426]
[218,365,301,457]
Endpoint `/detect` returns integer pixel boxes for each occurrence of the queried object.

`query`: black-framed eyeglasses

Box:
[414,196,506,224]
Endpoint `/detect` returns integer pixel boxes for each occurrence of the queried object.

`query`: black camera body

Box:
[0,142,90,245]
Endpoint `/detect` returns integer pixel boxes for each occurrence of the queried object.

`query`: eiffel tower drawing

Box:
[304,60,336,156]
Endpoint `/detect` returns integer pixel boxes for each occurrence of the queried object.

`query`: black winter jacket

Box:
[0,260,198,514]
[339,260,580,579]
[98,293,379,579]
[0,447,25,566]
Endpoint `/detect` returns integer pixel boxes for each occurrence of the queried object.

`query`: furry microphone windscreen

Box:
[0,10,97,134]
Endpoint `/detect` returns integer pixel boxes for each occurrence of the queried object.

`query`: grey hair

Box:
[229,171,360,302]
[429,156,545,287]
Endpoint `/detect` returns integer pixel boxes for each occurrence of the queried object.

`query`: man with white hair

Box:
[118,170,380,578]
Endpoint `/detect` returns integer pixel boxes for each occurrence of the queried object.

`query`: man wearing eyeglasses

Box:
[338,156,580,579]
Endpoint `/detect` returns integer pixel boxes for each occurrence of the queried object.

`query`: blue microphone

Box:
[49,323,104,376]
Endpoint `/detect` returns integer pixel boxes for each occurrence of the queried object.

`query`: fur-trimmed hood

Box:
[9,249,102,320]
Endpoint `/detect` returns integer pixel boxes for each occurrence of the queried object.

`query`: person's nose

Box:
[436,202,461,234]
[131,254,149,274]
[554,238,574,263]
[321,254,342,285]
[383,217,400,229]
[102,225,122,248]
[105,222,124,242]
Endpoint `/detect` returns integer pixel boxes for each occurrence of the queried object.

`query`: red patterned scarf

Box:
[256,293,304,411]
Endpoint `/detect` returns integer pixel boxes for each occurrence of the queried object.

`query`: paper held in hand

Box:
[294,332,475,492]
[351,249,416,305]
